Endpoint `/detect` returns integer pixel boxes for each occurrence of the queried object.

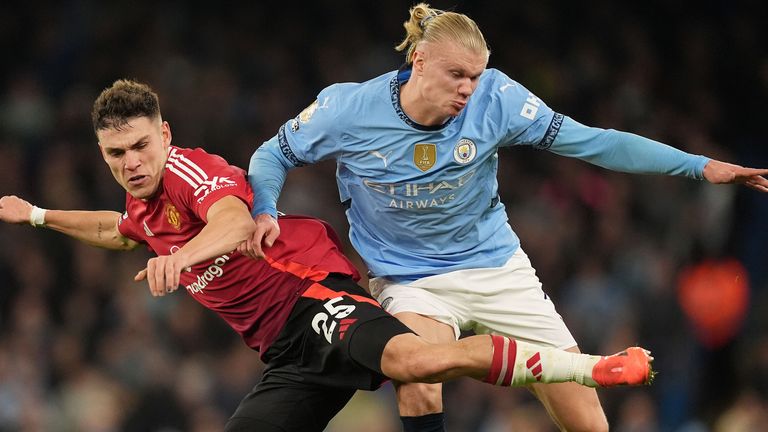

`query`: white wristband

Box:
[29,206,47,227]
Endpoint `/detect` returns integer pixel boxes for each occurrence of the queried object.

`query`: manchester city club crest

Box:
[413,143,437,172]
[453,138,477,164]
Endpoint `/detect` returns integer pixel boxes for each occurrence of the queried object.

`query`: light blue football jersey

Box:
[249,68,709,281]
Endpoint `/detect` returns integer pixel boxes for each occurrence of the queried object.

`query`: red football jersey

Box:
[117,146,360,356]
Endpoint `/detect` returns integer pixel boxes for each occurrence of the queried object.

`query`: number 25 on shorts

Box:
[312,297,357,343]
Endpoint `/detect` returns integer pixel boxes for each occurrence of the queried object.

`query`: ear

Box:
[412,50,426,76]
[161,120,172,148]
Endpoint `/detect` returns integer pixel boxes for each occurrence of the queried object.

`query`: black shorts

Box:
[225,274,413,432]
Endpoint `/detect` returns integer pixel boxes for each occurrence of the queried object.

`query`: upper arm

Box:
[484,70,559,148]
[279,86,344,165]
[164,147,253,222]
[113,211,142,250]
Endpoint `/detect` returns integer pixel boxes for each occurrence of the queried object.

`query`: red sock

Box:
[483,335,517,386]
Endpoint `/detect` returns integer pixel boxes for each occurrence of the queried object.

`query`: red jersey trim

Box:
[302,283,380,307]
[263,254,330,282]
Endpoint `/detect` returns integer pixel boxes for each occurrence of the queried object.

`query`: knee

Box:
[382,336,454,383]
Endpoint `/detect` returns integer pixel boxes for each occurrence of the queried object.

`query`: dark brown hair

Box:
[91,79,161,132]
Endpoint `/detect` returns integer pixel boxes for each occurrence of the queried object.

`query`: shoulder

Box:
[323,70,395,96]
[286,71,397,141]
[318,71,397,114]
[168,146,240,172]
[476,68,545,119]
[164,146,244,191]
[477,69,526,99]
[122,194,139,219]
[119,196,145,240]
[482,68,511,84]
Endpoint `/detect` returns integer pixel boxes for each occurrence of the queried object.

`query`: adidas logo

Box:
[338,318,357,340]
[311,297,358,344]
[526,352,543,381]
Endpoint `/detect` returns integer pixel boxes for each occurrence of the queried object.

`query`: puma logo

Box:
[499,83,515,92]
[369,150,393,168]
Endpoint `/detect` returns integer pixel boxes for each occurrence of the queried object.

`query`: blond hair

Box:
[395,3,489,64]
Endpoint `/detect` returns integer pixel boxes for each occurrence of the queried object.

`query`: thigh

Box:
[463,249,577,349]
[370,248,576,348]
[370,277,463,339]
[225,373,356,432]
[266,274,412,390]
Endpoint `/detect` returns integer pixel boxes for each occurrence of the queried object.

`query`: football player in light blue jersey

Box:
[242,3,768,432]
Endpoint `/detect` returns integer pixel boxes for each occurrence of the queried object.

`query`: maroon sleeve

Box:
[163,147,254,221]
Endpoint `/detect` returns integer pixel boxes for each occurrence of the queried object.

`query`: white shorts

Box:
[369,248,577,350]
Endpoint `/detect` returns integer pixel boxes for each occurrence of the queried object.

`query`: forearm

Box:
[175,197,256,267]
[549,116,710,179]
[248,137,293,217]
[44,210,138,250]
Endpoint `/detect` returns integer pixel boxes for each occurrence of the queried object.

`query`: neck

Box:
[399,80,450,127]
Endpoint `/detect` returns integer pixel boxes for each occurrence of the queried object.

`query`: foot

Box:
[591,347,654,387]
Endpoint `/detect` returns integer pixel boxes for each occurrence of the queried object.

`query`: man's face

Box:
[412,39,488,122]
[97,116,171,200]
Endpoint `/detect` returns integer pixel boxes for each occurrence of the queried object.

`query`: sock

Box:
[483,335,517,386]
[483,335,601,387]
[401,413,445,432]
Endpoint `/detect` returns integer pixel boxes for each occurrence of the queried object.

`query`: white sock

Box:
[511,340,600,387]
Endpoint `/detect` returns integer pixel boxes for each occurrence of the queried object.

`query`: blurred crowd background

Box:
[1,1,767,431]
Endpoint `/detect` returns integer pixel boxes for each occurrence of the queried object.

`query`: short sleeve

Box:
[116,210,144,243]
[277,85,344,165]
[483,69,562,149]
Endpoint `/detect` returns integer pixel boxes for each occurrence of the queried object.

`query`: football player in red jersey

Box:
[0,79,653,432]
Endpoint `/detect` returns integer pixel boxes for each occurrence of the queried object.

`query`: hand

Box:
[134,254,187,297]
[0,195,34,224]
[237,213,280,259]
[703,160,768,192]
